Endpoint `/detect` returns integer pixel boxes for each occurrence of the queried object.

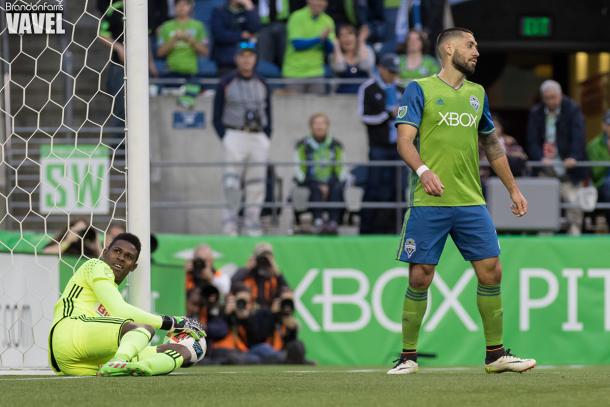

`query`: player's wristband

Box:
[416,165,430,177]
[161,315,174,330]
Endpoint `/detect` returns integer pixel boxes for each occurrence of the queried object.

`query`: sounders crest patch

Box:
[469,95,480,112]
[397,106,408,119]
[404,238,416,258]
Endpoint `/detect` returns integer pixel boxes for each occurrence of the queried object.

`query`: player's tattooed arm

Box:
[480,131,506,162]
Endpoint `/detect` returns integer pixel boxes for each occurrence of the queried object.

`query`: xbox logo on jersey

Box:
[438,111,477,128]
[5,0,65,35]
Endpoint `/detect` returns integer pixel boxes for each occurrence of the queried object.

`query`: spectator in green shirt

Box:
[586,110,610,227]
[157,0,209,76]
[156,0,208,108]
[283,0,335,94]
[397,30,439,86]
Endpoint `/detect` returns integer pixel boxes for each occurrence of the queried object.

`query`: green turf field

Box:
[2,365,610,406]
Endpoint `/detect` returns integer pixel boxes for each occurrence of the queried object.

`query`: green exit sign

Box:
[520,16,552,38]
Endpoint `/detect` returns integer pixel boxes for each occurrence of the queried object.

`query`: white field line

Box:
[0,365,587,381]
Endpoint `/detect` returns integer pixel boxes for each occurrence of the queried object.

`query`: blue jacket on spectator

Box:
[210,5,261,69]
[526,96,588,183]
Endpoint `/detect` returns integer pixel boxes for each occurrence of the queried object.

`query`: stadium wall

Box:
[149,93,368,234]
[1,231,610,367]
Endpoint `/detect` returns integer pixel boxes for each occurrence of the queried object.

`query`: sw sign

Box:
[39,145,110,214]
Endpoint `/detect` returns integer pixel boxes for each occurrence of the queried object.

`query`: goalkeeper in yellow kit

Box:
[48,233,205,376]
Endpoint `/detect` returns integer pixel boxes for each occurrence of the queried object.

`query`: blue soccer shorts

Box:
[396,205,500,265]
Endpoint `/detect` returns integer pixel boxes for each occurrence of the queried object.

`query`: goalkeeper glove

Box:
[161,316,206,340]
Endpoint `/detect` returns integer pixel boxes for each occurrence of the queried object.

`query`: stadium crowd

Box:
[94,0,610,237]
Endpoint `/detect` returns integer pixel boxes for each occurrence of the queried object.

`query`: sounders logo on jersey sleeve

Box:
[438,112,477,128]
[5,1,65,35]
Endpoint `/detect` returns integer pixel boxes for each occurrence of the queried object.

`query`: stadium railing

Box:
[149,158,610,208]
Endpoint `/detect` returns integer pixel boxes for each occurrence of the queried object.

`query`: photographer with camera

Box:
[213,43,272,237]
[213,284,285,364]
[269,289,313,365]
[186,286,231,365]
[231,243,290,309]
[186,244,231,296]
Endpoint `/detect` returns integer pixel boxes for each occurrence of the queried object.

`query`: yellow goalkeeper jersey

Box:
[52,258,162,328]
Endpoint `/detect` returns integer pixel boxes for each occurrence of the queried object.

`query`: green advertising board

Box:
[1,230,609,366]
[153,234,610,367]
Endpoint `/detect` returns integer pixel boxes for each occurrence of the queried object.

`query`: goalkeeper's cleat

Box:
[98,359,152,377]
[98,359,131,377]
[485,349,536,374]
[387,355,418,375]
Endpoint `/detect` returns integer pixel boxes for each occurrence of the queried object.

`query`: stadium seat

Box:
[256,61,282,79]
[197,57,218,78]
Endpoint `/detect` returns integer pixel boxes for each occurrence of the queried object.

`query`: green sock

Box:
[115,327,152,361]
[477,283,503,346]
[402,286,428,350]
[137,350,184,375]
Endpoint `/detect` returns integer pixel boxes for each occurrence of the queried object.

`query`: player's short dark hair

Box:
[108,233,142,257]
[436,27,474,58]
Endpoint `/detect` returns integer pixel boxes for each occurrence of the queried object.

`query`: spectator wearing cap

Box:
[357,54,406,234]
[527,79,588,235]
[210,0,261,77]
[213,44,272,236]
[230,243,291,309]
[586,110,610,229]
[282,0,335,94]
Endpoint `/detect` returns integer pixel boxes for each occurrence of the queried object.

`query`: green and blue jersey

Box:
[395,74,495,207]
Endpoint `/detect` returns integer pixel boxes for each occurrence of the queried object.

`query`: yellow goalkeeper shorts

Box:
[49,315,130,376]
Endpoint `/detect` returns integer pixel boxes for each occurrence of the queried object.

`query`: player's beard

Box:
[451,52,476,76]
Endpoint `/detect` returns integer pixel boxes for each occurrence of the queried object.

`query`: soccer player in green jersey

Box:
[48,233,205,376]
[388,28,536,375]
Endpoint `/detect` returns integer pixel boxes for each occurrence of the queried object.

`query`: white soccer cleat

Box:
[485,350,536,374]
[387,358,419,375]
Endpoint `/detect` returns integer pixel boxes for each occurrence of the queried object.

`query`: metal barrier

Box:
[149,159,610,233]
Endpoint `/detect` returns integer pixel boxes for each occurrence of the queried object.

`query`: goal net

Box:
[0,0,149,370]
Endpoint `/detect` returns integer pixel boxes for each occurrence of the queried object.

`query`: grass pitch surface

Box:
[2,365,609,407]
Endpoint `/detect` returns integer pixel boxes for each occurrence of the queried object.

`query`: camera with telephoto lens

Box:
[200,284,221,317]
[244,109,262,132]
[191,257,208,288]
[255,254,272,270]
[280,298,295,316]
[192,257,206,272]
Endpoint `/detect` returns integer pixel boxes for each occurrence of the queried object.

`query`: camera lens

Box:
[193,258,206,271]
[236,299,247,310]
[281,298,294,313]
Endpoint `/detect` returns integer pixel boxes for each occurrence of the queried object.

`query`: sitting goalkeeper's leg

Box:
[127,343,191,376]
[99,322,154,376]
